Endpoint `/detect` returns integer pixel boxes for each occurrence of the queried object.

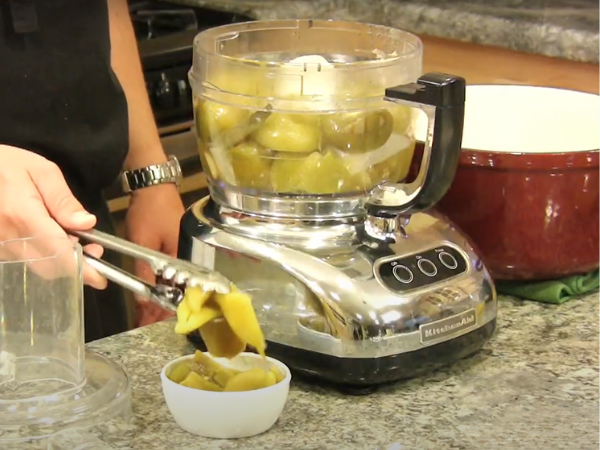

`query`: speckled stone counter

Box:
[167,0,599,64]
[88,292,599,450]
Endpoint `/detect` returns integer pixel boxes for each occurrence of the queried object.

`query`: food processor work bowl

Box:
[188,19,465,219]
[0,236,133,449]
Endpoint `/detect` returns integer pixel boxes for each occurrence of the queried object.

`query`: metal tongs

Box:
[72,229,232,312]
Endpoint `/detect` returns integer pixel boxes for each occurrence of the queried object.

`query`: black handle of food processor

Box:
[366,73,466,217]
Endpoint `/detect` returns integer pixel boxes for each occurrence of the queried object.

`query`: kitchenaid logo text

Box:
[419,309,477,344]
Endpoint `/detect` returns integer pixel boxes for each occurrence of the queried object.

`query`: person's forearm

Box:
[108,0,167,171]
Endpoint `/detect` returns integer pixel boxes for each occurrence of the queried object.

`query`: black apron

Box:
[0,0,130,342]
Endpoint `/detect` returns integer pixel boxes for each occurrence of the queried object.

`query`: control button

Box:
[392,265,414,284]
[438,251,458,269]
[417,258,438,277]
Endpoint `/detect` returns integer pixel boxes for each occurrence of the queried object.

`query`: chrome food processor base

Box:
[178,196,497,391]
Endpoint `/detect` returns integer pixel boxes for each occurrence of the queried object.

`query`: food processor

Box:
[0,236,133,449]
[178,19,497,389]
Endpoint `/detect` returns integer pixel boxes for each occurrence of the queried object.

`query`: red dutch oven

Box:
[414,84,599,280]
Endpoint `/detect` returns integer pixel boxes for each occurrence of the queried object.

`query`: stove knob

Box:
[155,73,175,109]
[177,80,191,109]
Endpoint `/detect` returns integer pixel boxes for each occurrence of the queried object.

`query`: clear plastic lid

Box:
[0,351,133,447]
[190,19,423,113]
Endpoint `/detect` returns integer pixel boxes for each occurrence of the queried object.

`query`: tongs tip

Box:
[187,277,232,295]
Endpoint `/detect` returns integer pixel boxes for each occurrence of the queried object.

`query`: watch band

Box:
[121,155,182,194]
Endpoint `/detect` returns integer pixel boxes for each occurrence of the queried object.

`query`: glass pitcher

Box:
[189,20,464,218]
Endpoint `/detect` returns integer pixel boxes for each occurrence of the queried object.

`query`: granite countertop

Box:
[87,292,600,450]
[169,0,599,64]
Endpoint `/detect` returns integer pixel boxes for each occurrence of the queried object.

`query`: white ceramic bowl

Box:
[160,352,291,439]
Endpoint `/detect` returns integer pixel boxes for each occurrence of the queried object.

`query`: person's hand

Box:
[0,145,107,288]
[124,183,185,327]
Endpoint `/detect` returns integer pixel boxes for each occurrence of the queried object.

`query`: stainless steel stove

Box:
[105,1,252,201]
[132,1,251,129]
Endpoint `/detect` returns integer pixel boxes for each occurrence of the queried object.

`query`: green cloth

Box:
[496,269,600,304]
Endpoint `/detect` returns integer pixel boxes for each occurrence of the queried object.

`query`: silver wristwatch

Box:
[121,155,183,194]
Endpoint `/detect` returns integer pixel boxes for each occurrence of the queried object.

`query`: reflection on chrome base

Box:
[179,196,497,360]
